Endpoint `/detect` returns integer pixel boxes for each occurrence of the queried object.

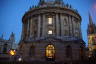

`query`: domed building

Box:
[18,0,85,63]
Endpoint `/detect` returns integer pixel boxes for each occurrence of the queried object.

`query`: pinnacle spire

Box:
[9,32,15,42]
[39,0,63,5]
[89,13,94,25]
[1,34,4,39]
[0,33,5,39]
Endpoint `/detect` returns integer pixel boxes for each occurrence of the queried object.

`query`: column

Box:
[27,19,30,38]
[21,24,24,40]
[37,15,41,38]
[26,19,30,39]
[70,16,74,37]
[56,14,59,36]
[60,13,64,36]
[77,22,79,38]
[69,16,72,36]
[42,14,46,37]
[79,22,82,38]
[30,18,33,38]
[72,17,75,37]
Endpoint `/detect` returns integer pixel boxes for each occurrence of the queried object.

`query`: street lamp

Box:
[9,49,16,63]
[18,57,22,62]
[9,50,16,56]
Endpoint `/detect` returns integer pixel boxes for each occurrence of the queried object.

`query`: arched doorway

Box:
[29,45,35,57]
[66,45,72,58]
[45,44,55,61]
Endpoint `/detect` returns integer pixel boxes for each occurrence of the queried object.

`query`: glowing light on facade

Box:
[46,45,55,58]
[48,30,53,34]
[9,50,16,56]
[48,18,53,24]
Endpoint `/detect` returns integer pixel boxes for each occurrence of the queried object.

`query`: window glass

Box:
[46,45,55,58]
[48,30,53,34]
[48,18,53,24]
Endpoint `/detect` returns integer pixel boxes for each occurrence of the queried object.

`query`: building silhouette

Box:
[0,32,17,60]
[18,0,85,63]
[87,13,96,57]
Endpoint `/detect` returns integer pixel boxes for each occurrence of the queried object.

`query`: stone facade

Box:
[21,7,82,39]
[87,14,96,57]
[19,0,85,63]
[0,32,17,60]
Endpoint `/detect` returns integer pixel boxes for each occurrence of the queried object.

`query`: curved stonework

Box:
[21,7,82,40]
[19,38,85,62]
[19,0,85,63]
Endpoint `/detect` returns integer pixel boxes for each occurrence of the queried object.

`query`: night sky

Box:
[0,0,96,46]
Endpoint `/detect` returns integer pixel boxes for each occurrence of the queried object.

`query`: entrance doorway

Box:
[45,45,55,61]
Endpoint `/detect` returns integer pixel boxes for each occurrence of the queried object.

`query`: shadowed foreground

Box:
[0,59,96,64]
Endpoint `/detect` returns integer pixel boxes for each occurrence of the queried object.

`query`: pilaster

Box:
[37,15,41,38]
[56,14,59,36]
[69,16,72,36]
[42,14,46,37]
[60,13,64,36]
[30,18,33,38]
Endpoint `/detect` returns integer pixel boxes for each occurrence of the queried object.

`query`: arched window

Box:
[29,46,35,56]
[66,45,72,58]
[46,45,55,58]
[3,44,8,53]
[64,18,67,25]
[64,30,69,36]
[48,30,53,35]
[48,17,53,25]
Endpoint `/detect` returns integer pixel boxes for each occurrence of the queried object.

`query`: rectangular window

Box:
[48,18,53,24]
[48,30,53,34]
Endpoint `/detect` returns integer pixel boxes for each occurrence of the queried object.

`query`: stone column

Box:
[77,22,79,38]
[28,19,30,32]
[56,14,59,36]
[30,18,32,38]
[69,16,72,36]
[21,24,24,40]
[79,22,82,38]
[52,16,55,36]
[37,15,41,38]
[42,14,46,37]
[27,19,30,39]
[60,13,64,36]
[72,17,75,37]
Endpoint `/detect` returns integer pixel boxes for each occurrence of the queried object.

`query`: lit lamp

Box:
[9,50,16,56]
[18,57,22,62]
[9,49,16,62]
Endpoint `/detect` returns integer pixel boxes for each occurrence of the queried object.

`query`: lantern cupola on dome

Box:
[39,0,63,6]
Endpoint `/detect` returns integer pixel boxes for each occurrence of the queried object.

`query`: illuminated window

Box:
[48,18,53,24]
[46,45,55,58]
[48,30,53,34]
